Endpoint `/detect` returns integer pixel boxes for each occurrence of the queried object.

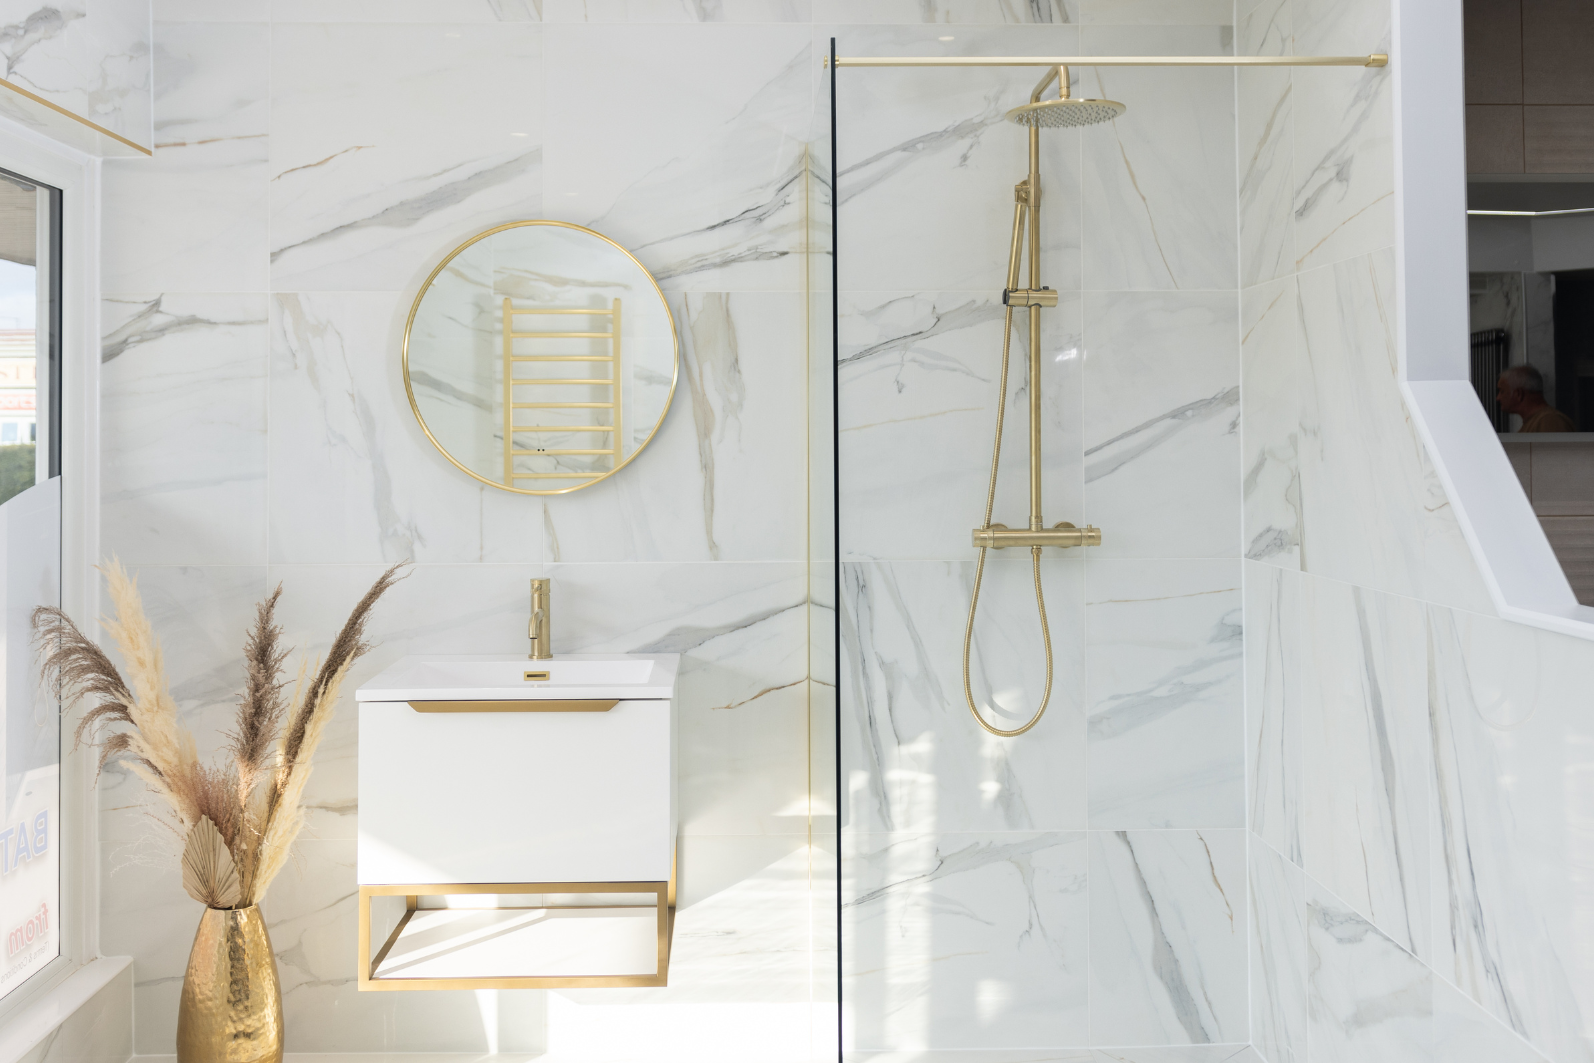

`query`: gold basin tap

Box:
[529,578,552,660]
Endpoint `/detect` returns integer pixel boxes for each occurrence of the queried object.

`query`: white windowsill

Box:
[0,957,129,1063]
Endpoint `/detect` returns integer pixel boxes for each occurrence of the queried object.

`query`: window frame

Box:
[0,115,101,1025]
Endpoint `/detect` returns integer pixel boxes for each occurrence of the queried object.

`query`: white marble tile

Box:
[152,0,266,18]
[845,832,1089,1050]
[1250,837,1305,1063]
[1240,275,1302,568]
[1093,1049,1258,1063]
[101,294,270,566]
[815,1,1076,24]
[269,23,542,291]
[543,23,810,292]
[538,292,808,563]
[1078,0,1233,24]
[831,25,1082,295]
[1425,604,1592,1062]
[1306,879,1431,1063]
[268,292,499,564]
[838,290,1083,561]
[840,559,1087,834]
[1292,248,1481,607]
[842,1051,1256,1063]
[1087,829,1246,1046]
[1244,561,1300,864]
[102,22,269,294]
[1298,574,1430,961]
[1077,25,1236,292]
[1236,0,1294,289]
[272,0,541,20]
[1431,978,1552,1063]
[544,0,809,20]
[1081,291,1239,558]
[0,0,152,149]
[1289,0,1392,273]
[1086,560,1244,830]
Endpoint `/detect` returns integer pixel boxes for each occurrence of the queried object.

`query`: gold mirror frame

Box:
[401,220,680,496]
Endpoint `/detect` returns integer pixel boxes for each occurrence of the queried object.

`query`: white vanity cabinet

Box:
[353,654,678,990]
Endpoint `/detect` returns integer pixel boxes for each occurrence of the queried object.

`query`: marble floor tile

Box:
[1078,26,1237,292]
[1425,604,1591,1062]
[837,290,1083,561]
[840,558,1087,834]
[1081,290,1239,559]
[1240,275,1303,569]
[1306,878,1431,1063]
[1087,829,1246,1046]
[1289,0,1392,273]
[1236,0,1295,290]
[102,21,269,294]
[269,23,542,291]
[1250,837,1306,1063]
[102,294,270,566]
[831,25,1083,295]
[544,23,811,292]
[845,832,1089,1050]
[1086,560,1244,830]
[1299,574,1430,962]
[1245,560,1301,863]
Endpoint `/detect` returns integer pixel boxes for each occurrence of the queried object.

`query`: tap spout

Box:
[528,578,552,660]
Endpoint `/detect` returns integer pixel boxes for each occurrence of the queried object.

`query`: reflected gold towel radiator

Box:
[502,297,622,488]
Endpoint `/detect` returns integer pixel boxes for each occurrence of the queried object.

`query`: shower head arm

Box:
[1030,64,1070,103]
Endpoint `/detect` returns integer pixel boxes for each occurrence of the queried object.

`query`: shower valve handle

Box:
[973,522,1101,549]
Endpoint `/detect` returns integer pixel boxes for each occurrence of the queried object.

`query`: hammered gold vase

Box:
[176,905,284,1063]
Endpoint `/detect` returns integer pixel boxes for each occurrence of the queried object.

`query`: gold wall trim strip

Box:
[0,77,152,156]
[407,699,619,712]
[829,54,1388,68]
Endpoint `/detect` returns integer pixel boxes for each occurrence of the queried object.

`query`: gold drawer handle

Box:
[408,700,618,713]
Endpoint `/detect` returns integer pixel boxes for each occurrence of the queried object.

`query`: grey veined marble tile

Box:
[1087,560,1245,830]
[844,831,1089,1050]
[1087,829,1247,1046]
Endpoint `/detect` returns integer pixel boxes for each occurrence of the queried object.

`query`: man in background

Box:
[1497,364,1577,432]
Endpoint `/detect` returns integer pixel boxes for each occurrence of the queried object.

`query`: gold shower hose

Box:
[961,304,1053,738]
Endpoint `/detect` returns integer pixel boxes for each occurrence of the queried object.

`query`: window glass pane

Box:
[0,168,59,1002]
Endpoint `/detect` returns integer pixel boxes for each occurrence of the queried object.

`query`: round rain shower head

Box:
[1005,97,1126,128]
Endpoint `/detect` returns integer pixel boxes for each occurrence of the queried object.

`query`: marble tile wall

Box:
[1239,0,1594,1060]
[0,0,152,155]
[96,6,833,1060]
[833,7,1248,1057]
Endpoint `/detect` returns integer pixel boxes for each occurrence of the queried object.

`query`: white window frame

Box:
[1394,0,1594,639]
[0,111,102,1023]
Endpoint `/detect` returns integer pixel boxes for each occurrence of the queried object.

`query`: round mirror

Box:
[402,220,679,494]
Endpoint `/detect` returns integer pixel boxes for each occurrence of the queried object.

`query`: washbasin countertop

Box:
[355,653,680,702]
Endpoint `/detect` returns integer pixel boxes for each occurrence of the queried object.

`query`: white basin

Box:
[355,652,678,702]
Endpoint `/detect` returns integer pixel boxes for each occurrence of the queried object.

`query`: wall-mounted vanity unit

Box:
[354,653,679,990]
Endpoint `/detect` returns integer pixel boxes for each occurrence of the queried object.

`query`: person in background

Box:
[1497,364,1577,432]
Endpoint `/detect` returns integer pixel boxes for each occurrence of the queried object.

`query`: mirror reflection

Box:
[404,221,678,494]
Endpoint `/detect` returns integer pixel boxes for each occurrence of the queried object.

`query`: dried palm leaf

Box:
[181,815,241,909]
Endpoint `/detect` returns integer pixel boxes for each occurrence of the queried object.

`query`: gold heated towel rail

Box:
[501,298,623,488]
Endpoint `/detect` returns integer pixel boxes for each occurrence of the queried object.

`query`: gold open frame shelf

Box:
[357,875,676,991]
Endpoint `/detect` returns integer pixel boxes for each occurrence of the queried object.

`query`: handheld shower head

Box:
[1006,97,1126,128]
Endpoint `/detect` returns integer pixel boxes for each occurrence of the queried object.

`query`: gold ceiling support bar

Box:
[828,54,1387,68]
